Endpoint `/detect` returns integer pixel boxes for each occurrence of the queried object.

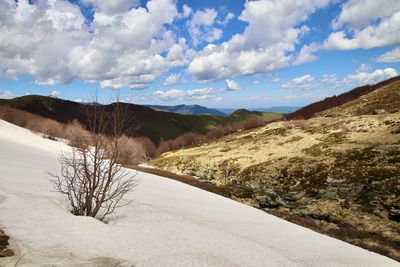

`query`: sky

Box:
[0,0,399,109]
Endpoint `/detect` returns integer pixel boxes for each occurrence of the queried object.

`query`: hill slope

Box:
[0,96,279,144]
[152,77,400,261]
[287,76,400,120]
[2,120,398,266]
[146,104,227,116]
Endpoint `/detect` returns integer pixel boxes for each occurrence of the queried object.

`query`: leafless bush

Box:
[243,115,265,130]
[156,115,268,154]
[49,100,138,222]
[131,136,156,159]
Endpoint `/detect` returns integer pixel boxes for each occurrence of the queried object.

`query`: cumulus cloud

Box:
[163,73,182,86]
[188,8,222,46]
[0,90,17,99]
[188,0,331,81]
[0,0,189,89]
[217,12,235,25]
[343,67,398,86]
[153,87,218,101]
[225,79,241,90]
[325,0,400,50]
[332,0,400,30]
[282,74,315,90]
[283,67,398,91]
[181,4,193,18]
[376,47,400,62]
[82,0,140,14]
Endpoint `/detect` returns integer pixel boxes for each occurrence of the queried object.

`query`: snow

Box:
[0,119,399,267]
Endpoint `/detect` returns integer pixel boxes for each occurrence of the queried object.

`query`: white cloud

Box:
[282,74,315,90]
[0,90,17,99]
[181,4,193,18]
[0,0,184,89]
[225,79,241,90]
[376,47,400,62]
[343,67,398,86]
[152,87,218,102]
[163,73,182,86]
[325,1,400,50]
[153,89,186,101]
[332,0,400,30]
[188,0,331,81]
[82,0,140,14]
[49,90,60,97]
[282,67,398,91]
[218,12,235,25]
[188,8,222,46]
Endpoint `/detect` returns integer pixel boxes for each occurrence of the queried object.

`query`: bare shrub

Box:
[132,136,156,159]
[206,127,224,140]
[49,100,138,222]
[243,115,265,130]
[118,136,148,165]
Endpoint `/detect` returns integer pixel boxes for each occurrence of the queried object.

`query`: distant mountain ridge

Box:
[218,106,300,115]
[0,95,280,144]
[145,104,227,116]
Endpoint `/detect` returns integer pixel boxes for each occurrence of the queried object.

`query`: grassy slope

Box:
[152,78,400,261]
[0,96,281,144]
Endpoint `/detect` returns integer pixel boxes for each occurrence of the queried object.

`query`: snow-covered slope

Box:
[0,120,398,267]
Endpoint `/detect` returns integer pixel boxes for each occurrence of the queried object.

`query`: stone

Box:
[389,208,400,222]
[0,249,14,257]
[374,109,386,115]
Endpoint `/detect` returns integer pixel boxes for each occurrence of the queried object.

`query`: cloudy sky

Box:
[0,0,399,108]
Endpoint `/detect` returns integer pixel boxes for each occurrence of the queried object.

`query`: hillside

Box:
[152,77,400,261]
[287,76,400,120]
[0,95,279,144]
[2,120,398,266]
[145,104,227,116]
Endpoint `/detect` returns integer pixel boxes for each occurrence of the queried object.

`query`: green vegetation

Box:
[0,95,282,144]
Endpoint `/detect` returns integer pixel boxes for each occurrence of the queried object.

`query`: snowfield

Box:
[0,120,399,267]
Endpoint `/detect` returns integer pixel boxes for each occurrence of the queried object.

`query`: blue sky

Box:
[0,0,399,108]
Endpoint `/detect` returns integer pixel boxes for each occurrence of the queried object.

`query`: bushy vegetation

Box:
[0,105,273,162]
[156,115,268,155]
[0,105,155,165]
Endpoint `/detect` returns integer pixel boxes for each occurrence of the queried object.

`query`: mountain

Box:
[145,104,227,116]
[151,77,400,261]
[0,95,280,144]
[218,106,301,115]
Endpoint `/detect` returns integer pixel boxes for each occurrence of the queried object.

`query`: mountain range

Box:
[145,104,227,116]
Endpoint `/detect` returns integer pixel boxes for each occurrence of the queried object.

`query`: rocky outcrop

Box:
[0,230,14,257]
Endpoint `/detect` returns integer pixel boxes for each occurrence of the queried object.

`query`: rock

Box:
[373,209,387,219]
[389,207,400,222]
[0,249,14,257]
[0,235,9,247]
[256,195,280,208]
[326,177,346,186]
[374,109,386,115]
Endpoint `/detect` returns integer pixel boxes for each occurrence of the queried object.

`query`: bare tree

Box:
[49,98,139,222]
